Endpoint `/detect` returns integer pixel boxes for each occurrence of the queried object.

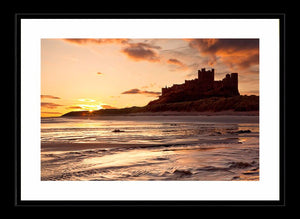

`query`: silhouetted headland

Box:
[62,68,259,117]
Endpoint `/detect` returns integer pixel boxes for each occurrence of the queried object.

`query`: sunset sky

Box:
[41,38,259,117]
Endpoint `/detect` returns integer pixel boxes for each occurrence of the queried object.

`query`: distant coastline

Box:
[61,95,259,117]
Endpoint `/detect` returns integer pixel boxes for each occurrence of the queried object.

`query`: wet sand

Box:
[41,141,210,152]
[41,114,259,181]
[41,142,156,152]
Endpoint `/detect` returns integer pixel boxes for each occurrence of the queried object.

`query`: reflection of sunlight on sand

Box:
[238,138,247,143]
[41,142,259,180]
[82,149,174,169]
[238,169,259,181]
[174,145,228,168]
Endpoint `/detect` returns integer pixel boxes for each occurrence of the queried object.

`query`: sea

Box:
[41,115,259,181]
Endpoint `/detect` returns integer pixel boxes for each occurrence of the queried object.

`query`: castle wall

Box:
[213,80,223,89]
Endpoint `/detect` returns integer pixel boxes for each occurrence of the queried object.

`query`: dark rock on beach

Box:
[236,130,252,133]
[112,129,125,133]
[232,176,240,180]
[228,129,252,134]
[173,169,193,177]
[228,162,253,168]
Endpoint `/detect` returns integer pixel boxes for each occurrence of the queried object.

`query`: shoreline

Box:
[50,110,259,119]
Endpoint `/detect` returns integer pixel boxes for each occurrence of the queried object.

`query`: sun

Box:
[77,103,104,111]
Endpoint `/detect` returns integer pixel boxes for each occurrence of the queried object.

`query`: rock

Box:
[228,162,252,168]
[112,129,125,133]
[232,176,240,180]
[242,170,259,175]
[155,157,169,161]
[173,169,192,177]
[236,130,251,133]
[228,130,252,134]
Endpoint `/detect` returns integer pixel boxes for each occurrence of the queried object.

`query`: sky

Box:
[41,38,259,117]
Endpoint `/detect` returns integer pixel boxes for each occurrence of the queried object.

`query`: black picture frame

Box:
[12,12,286,207]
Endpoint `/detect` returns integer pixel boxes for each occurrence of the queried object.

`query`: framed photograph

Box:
[15,13,285,206]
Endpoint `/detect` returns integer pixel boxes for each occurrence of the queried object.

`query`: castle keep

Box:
[150,68,240,104]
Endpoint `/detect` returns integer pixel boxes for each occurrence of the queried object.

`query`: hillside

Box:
[144,95,258,112]
[61,95,259,117]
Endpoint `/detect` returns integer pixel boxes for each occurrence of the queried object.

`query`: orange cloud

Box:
[63,38,129,45]
[41,111,61,115]
[41,95,60,99]
[166,58,190,70]
[186,39,259,71]
[101,104,117,109]
[67,106,83,109]
[167,58,184,66]
[188,39,258,55]
[221,53,259,70]
[64,39,162,63]
[122,88,161,96]
[121,43,160,63]
[41,102,63,109]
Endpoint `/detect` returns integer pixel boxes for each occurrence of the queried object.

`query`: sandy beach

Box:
[41,115,259,181]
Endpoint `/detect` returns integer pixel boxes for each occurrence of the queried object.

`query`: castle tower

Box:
[223,74,231,89]
[222,73,239,96]
[161,86,168,95]
[230,73,238,91]
[198,68,214,83]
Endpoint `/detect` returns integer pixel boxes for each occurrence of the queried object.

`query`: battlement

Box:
[198,68,214,83]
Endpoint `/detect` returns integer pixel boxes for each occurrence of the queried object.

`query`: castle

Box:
[149,68,240,105]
